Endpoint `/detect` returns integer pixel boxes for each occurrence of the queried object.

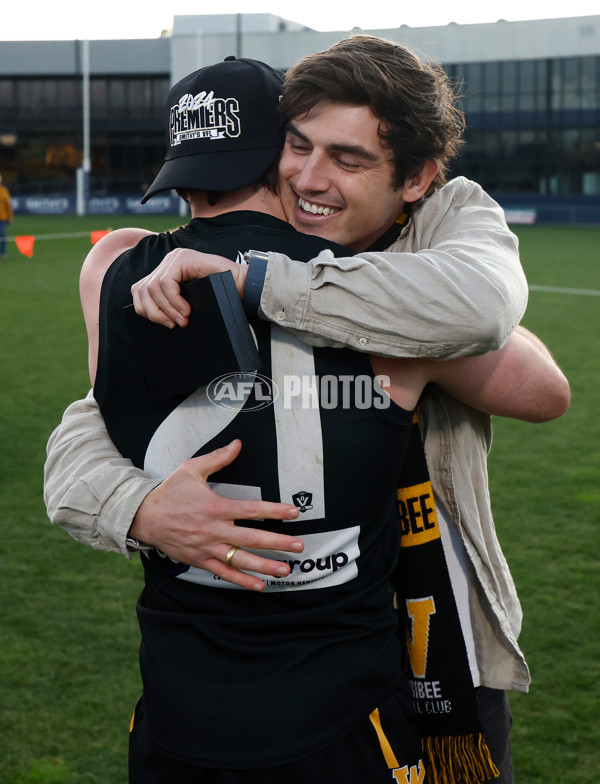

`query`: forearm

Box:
[257,178,528,359]
[429,328,570,422]
[43,394,306,592]
[43,391,160,556]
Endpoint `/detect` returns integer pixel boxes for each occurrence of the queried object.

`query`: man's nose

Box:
[294,152,330,193]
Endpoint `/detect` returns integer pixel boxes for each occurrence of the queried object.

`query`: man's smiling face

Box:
[278,101,407,252]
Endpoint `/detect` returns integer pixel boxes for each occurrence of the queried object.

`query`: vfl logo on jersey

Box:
[292,490,313,512]
[169,90,241,147]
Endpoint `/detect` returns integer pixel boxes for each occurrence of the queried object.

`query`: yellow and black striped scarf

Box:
[394,412,500,784]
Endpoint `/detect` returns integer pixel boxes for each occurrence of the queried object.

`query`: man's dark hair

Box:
[280,34,465,194]
[175,156,280,206]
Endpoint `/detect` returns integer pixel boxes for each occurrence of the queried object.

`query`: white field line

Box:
[7,232,100,241]
[529,284,600,297]
[6,233,600,298]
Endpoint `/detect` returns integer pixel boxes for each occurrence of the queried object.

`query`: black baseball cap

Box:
[141,56,284,203]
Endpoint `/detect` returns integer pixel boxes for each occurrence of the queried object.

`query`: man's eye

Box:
[338,158,360,170]
[288,139,311,153]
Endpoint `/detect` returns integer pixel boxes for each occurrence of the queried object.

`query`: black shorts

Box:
[129,687,423,784]
[476,687,513,784]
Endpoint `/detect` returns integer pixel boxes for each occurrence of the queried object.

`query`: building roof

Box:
[0,14,598,79]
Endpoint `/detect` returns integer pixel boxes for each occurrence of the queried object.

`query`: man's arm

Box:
[44,228,160,552]
[45,325,567,584]
[47,230,309,592]
[80,227,154,383]
[373,326,570,422]
[428,326,570,422]
[44,392,306,592]
[45,178,528,589]
[131,179,528,359]
[257,178,527,358]
[44,391,161,554]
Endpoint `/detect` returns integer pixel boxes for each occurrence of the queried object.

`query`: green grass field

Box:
[0,217,598,783]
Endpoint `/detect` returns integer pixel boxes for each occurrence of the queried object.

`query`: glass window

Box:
[580,128,600,164]
[502,90,517,112]
[129,79,153,113]
[563,58,580,91]
[108,80,127,112]
[550,60,563,110]
[518,60,538,112]
[466,62,483,94]
[503,62,518,93]
[0,80,14,109]
[564,59,581,110]
[42,80,58,110]
[484,62,500,94]
[581,57,597,90]
[483,93,500,113]
[90,79,108,118]
[56,80,79,113]
[481,63,501,113]
[461,64,483,113]
[500,131,518,157]
[581,56,599,109]
[18,80,42,116]
[483,132,501,157]
[520,61,535,93]
[560,129,580,154]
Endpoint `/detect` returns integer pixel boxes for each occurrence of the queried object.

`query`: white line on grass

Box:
[529,285,600,297]
[8,232,100,241]
[6,233,600,297]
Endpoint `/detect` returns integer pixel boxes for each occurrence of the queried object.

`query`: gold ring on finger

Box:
[226,545,240,568]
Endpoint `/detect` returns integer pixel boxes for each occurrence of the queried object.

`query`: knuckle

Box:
[243,530,264,550]
[179,457,196,473]
[204,496,227,520]
[243,501,262,519]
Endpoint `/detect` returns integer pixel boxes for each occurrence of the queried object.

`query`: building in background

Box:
[0,13,599,221]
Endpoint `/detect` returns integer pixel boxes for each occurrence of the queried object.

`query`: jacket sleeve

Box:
[258,178,528,359]
[43,390,160,556]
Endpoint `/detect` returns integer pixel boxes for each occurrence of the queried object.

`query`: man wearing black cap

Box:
[140,55,284,202]
[45,39,568,784]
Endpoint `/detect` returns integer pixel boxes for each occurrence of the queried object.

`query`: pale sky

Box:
[3,0,599,41]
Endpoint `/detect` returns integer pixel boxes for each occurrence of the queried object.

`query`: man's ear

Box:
[401,159,439,203]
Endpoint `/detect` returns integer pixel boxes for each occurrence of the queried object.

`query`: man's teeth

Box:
[298,197,339,216]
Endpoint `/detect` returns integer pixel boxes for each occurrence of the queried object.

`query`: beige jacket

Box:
[420,385,530,691]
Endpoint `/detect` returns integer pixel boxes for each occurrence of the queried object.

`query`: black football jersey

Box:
[96,212,414,767]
